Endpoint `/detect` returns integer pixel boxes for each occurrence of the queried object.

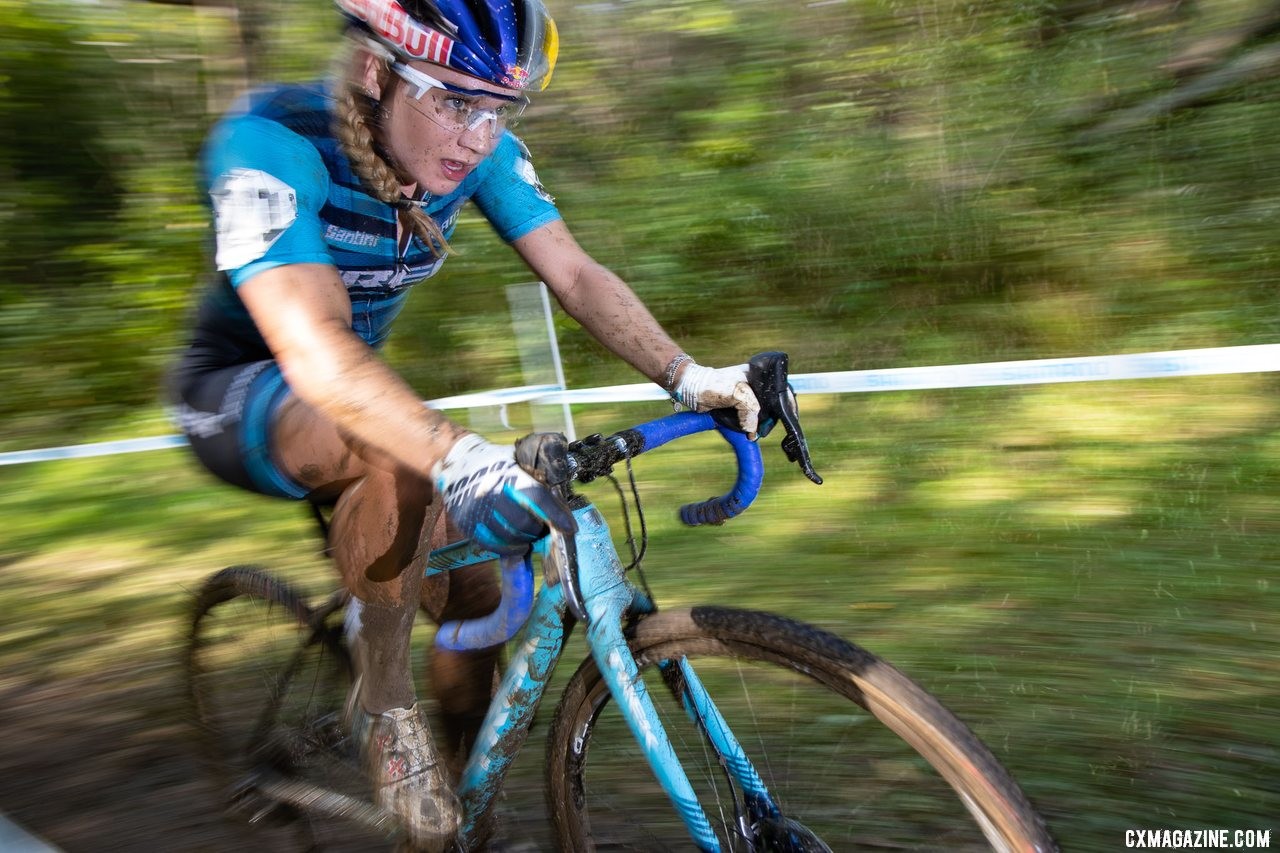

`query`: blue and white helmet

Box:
[338,0,558,91]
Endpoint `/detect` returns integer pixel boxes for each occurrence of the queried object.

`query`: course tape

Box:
[788,343,1280,395]
[3,344,1277,467]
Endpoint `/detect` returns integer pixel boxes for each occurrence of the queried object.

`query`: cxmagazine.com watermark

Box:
[1126,829,1272,849]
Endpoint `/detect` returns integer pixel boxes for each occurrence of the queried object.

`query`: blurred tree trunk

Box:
[1064,0,1280,140]
[1079,41,1280,140]
[1164,0,1280,76]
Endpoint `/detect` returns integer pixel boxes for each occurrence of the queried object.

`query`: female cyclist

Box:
[170,0,761,847]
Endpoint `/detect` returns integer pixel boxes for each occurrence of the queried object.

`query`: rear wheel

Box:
[547,606,1056,852]
[184,566,375,846]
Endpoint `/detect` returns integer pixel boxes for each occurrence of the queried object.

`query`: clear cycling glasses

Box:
[391,61,529,138]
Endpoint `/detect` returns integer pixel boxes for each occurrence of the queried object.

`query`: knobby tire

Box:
[546,606,1056,852]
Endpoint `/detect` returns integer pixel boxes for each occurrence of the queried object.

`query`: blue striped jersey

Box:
[188,80,560,362]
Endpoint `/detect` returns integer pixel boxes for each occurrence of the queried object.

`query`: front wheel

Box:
[546,606,1056,852]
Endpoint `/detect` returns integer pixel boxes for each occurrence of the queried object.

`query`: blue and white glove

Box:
[433,434,577,556]
[673,359,762,439]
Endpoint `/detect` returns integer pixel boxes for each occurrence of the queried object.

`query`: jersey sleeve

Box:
[470,134,562,242]
[201,114,335,287]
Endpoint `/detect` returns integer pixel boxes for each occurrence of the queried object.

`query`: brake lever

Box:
[546,527,587,623]
[515,432,588,623]
[773,382,822,485]
[714,351,822,484]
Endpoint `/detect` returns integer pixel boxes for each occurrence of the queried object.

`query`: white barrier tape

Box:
[547,382,666,405]
[0,435,191,466]
[425,382,564,410]
[787,344,1280,396]
[527,344,1280,403]
[2,344,1277,467]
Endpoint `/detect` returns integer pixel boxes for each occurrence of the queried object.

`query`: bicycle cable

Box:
[606,453,654,603]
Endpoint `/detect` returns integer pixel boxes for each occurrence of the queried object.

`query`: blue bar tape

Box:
[434,555,535,651]
[677,426,763,526]
[632,411,716,450]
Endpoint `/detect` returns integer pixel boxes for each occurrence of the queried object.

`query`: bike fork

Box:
[659,656,782,848]
[590,619,786,852]
[588,612,722,852]
[578,504,784,852]
[573,504,718,852]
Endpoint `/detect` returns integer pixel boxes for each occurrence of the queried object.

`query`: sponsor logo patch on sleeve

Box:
[514,156,554,205]
[210,168,299,271]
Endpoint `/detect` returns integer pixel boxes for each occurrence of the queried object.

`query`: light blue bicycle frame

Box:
[423,413,782,852]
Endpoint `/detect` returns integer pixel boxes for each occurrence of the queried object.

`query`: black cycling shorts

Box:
[172,360,309,500]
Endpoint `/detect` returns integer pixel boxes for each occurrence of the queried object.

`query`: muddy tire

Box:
[546,606,1056,852]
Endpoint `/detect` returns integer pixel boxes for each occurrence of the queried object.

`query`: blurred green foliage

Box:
[0,0,208,437]
[2,0,1279,444]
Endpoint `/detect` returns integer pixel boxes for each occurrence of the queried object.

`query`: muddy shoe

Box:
[366,702,462,852]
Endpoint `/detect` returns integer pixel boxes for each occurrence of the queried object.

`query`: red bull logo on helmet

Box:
[340,0,455,65]
[503,65,530,88]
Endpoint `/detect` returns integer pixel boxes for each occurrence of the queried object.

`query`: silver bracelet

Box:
[662,353,693,393]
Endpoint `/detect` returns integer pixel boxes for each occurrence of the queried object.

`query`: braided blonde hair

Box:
[333,47,453,257]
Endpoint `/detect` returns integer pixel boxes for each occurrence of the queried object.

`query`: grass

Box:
[0,381,1276,849]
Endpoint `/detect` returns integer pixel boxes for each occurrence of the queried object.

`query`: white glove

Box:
[432,434,576,556]
[673,360,761,438]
